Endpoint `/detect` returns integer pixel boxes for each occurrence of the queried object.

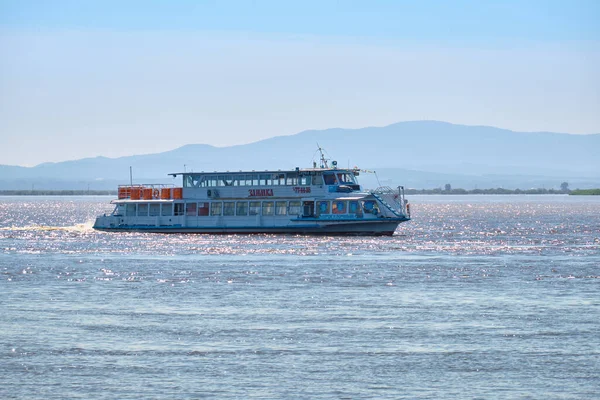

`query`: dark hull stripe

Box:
[93,221,405,236]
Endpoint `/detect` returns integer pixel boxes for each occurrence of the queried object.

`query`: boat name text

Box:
[248,189,274,197]
[293,186,312,194]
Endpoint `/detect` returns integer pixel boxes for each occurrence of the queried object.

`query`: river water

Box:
[1,195,599,399]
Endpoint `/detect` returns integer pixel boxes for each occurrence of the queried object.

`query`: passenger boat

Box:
[93,151,411,235]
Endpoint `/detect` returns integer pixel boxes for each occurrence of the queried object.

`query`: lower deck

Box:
[107,197,384,219]
[93,197,409,235]
[94,187,410,236]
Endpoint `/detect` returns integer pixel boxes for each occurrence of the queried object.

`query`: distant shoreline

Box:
[0,189,598,196]
[569,189,600,196]
[403,188,598,195]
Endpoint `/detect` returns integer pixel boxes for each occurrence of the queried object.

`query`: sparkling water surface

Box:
[1,195,599,399]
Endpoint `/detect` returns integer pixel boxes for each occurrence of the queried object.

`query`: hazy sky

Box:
[1,0,599,166]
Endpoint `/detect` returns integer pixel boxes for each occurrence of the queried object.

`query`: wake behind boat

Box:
[93,150,411,235]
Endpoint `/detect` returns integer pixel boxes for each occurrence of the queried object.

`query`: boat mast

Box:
[316,144,329,169]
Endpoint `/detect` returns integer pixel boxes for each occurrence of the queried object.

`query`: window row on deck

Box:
[121,199,377,217]
[183,172,357,188]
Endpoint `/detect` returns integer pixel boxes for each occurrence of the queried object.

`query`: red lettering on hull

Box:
[293,186,311,194]
[248,189,274,197]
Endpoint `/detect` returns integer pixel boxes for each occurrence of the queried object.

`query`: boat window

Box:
[234,175,245,186]
[223,202,235,216]
[286,173,298,186]
[275,201,287,215]
[323,173,336,185]
[126,204,136,216]
[191,175,202,187]
[289,201,301,215]
[250,175,258,186]
[299,176,311,185]
[198,202,209,216]
[332,200,346,214]
[203,177,217,187]
[236,202,248,216]
[262,201,274,216]
[161,203,173,216]
[186,203,197,216]
[312,175,323,185]
[174,203,184,216]
[349,201,359,214]
[249,201,261,215]
[318,201,330,214]
[149,203,160,216]
[138,203,149,216]
[336,173,356,184]
[210,202,222,216]
[259,174,270,185]
[273,173,285,186]
[218,175,231,186]
[184,174,201,187]
[362,200,379,214]
[245,175,253,186]
[111,205,122,216]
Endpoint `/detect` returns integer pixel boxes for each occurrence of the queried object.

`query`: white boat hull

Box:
[93,215,408,236]
[92,159,412,236]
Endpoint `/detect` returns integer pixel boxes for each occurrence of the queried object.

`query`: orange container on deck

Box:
[143,188,153,200]
[160,188,171,199]
[130,187,142,200]
[172,187,183,199]
[118,187,130,199]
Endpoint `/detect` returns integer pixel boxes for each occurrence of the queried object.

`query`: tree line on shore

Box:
[404,187,597,195]
[405,188,569,195]
[403,182,598,195]
[569,189,600,195]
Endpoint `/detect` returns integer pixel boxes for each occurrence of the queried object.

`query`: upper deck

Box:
[168,167,362,199]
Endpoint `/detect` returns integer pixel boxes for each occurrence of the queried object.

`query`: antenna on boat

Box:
[316,143,329,169]
[129,166,133,186]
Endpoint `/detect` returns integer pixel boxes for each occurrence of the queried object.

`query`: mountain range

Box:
[2,121,599,190]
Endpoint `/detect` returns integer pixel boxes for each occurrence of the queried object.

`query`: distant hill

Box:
[1,121,599,190]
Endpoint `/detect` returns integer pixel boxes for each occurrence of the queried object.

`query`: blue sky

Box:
[2,0,598,40]
[1,0,599,166]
